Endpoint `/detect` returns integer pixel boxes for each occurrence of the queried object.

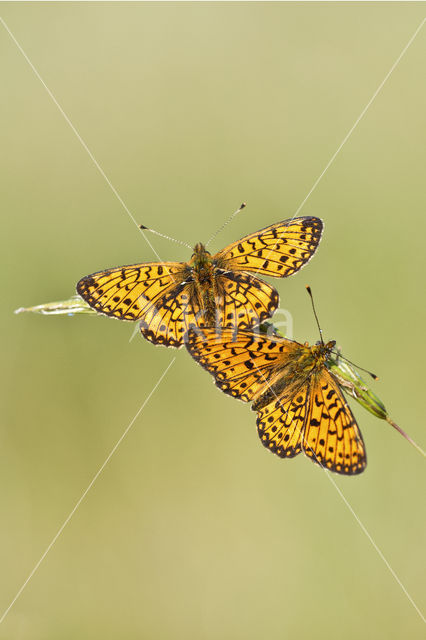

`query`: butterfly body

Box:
[186,327,366,475]
[188,243,218,324]
[251,339,336,410]
[77,216,323,347]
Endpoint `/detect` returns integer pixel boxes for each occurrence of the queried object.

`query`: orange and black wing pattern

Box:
[185,327,296,402]
[186,326,367,476]
[77,262,185,321]
[139,280,203,348]
[256,371,366,474]
[77,216,322,347]
[77,263,208,348]
[302,371,367,475]
[214,216,323,278]
[214,270,279,329]
[255,378,309,459]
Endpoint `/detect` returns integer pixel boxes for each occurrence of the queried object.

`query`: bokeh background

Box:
[1,3,425,638]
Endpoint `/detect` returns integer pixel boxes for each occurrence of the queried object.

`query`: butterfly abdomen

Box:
[190,258,217,324]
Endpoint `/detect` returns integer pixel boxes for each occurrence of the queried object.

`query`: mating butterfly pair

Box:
[77,214,366,475]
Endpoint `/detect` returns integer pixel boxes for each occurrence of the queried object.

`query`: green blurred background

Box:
[1,3,425,638]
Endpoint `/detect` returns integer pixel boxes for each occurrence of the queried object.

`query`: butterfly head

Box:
[315,339,336,352]
[322,339,336,358]
[191,243,212,267]
[309,339,336,368]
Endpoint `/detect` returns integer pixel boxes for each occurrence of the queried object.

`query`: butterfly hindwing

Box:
[77,262,185,321]
[255,379,309,458]
[140,280,203,347]
[214,216,323,278]
[215,270,279,329]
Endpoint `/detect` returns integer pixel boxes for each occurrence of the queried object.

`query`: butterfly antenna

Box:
[306,286,324,345]
[205,202,246,247]
[138,225,192,250]
[333,351,378,380]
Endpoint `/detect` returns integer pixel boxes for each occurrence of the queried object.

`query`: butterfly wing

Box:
[256,368,367,475]
[185,327,297,402]
[215,270,279,329]
[302,370,367,475]
[138,267,280,345]
[255,378,310,459]
[214,216,323,278]
[77,262,186,321]
[139,280,204,347]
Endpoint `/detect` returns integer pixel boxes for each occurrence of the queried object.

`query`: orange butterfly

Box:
[185,326,366,475]
[77,216,322,348]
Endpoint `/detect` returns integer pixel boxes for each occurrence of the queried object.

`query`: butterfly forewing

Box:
[214,216,323,278]
[303,372,367,475]
[77,263,185,321]
[186,327,295,402]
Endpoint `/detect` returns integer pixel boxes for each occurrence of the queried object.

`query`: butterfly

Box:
[185,326,367,475]
[77,216,323,348]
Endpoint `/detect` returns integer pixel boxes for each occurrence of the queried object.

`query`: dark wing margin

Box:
[215,269,279,329]
[77,262,185,321]
[214,217,323,278]
[302,371,367,475]
[185,327,294,402]
[255,378,310,459]
[139,280,203,348]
